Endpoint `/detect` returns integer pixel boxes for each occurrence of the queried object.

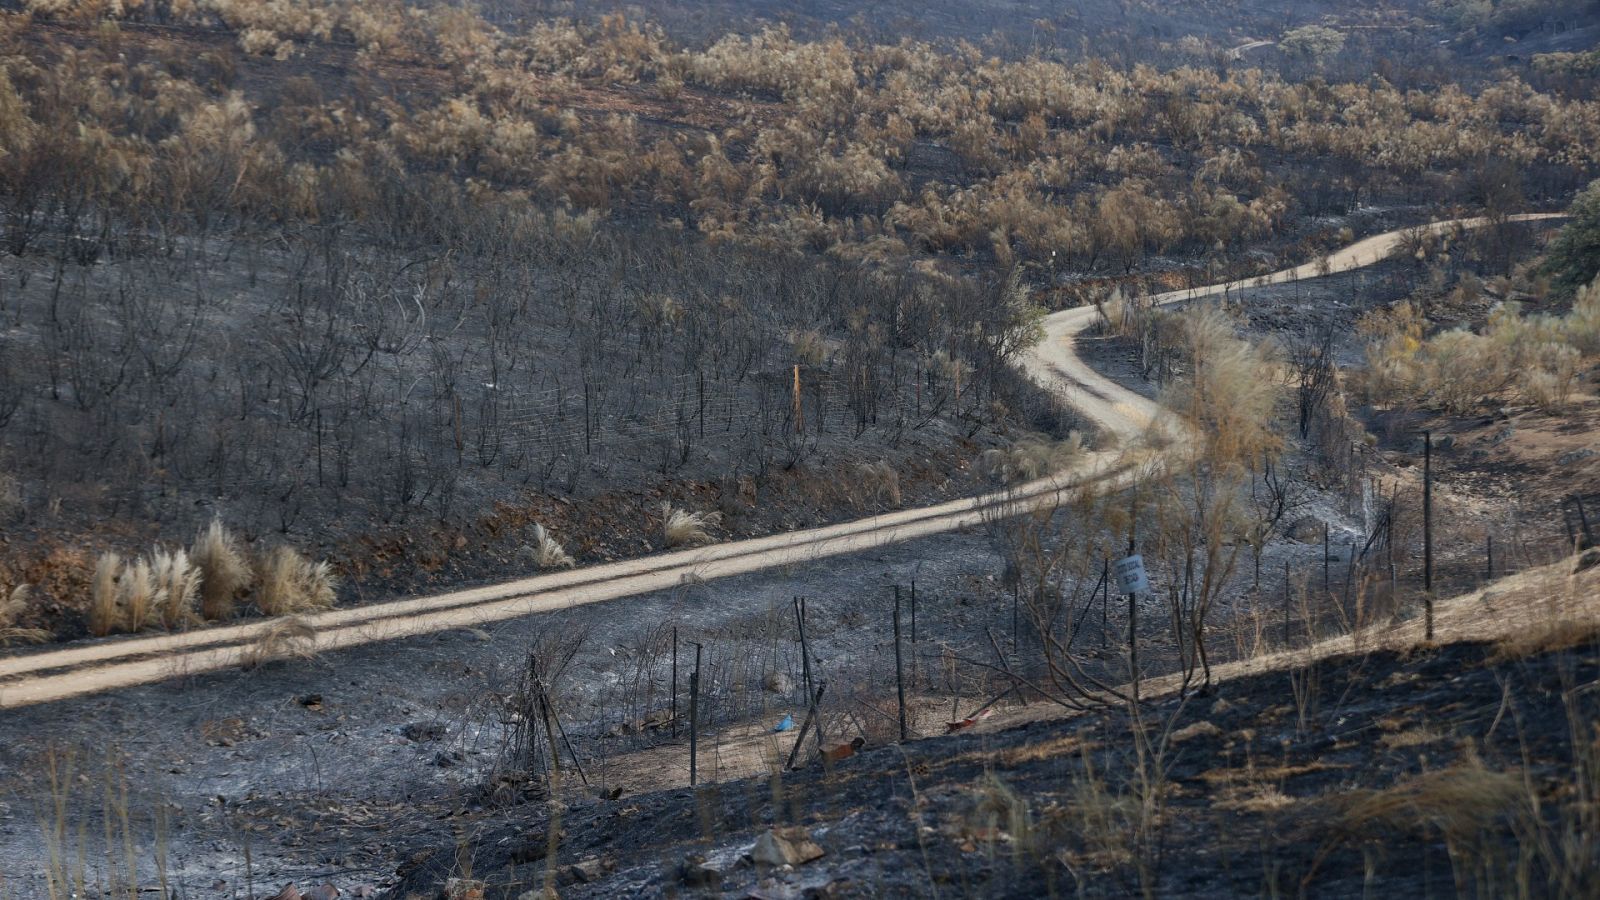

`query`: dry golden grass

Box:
[1378,727,1445,750]
[1186,552,1600,692]
[118,556,159,633]
[191,518,252,621]
[529,524,575,570]
[1336,763,1525,844]
[999,733,1095,768]
[89,551,122,637]
[981,433,1084,484]
[1197,761,1342,785]
[1213,785,1296,813]
[661,502,720,547]
[976,551,1600,739]
[151,548,201,630]
[851,460,902,509]
[256,546,338,616]
[1492,617,1600,662]
[0,584,50,645]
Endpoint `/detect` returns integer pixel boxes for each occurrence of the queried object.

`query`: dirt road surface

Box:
[0,213,1564,708]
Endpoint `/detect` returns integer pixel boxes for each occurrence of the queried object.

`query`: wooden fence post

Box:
[894,589,909,743]
[1423,431,1434,641]
[688,642,702,787]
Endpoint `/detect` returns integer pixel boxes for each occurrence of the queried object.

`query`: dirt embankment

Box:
[386,624,1600,897]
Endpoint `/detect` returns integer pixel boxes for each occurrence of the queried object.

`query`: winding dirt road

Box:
[0,213,1563,708]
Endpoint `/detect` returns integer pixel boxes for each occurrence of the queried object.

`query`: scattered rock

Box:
[560,856,613,884]
[751,826,826,867]
[1170,720,1222,744]
[1286,516,1324,543]
[303,886,340,900]
[265,886,302,900]
[402,722,447,742]
[1488,425,1515,446]
[1558,448,1596,467]
[297,694,323,711]
[1575,548,1600,575]
[762,671,794,694]
[1209,697,1233,716]
[679,854,722,888]
[433,750,466,768]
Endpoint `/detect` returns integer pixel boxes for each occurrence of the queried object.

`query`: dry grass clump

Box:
[1335,764,1525,845]
[661,502,720,547]
[76,526,332,638]
[529,524,575,569]
[190,518,253,620]
[116,556,159,633]
[256,546,338,616]
[851,460,902,509]
[89,551,122,637]
[1360,273,1600,414]
[87,548,204,635]
[151,547,201,630]
[1492,617,1600,662]
[1162,306,1280,464]
[981,433,1084,484]
[0,584,50,645]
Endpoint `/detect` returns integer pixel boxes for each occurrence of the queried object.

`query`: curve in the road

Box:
[0,213,1565,707]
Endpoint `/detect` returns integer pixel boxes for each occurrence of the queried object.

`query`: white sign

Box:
[1114,554,1149,595]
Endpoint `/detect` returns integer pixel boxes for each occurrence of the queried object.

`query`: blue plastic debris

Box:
[773,714,795,733]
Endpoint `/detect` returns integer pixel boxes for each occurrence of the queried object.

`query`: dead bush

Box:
[191,518,252,621]
[851,460,901,509]
[0,584,49,645]
[661,502,720,547]
[117,556,161,634]
[151,548,201,630]
[256,546,338,616]
[529,524,575,569]
[89,551,122,637]
[981,433,1084,484]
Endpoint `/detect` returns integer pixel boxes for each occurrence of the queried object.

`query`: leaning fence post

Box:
[794,596,812,700]
[784,683,828,771]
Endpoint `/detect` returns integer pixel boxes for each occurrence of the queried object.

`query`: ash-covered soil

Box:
[0,492,1354,895]
[385,635,1600,899]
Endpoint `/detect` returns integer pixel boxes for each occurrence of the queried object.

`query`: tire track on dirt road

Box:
[0,213,1563,707]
